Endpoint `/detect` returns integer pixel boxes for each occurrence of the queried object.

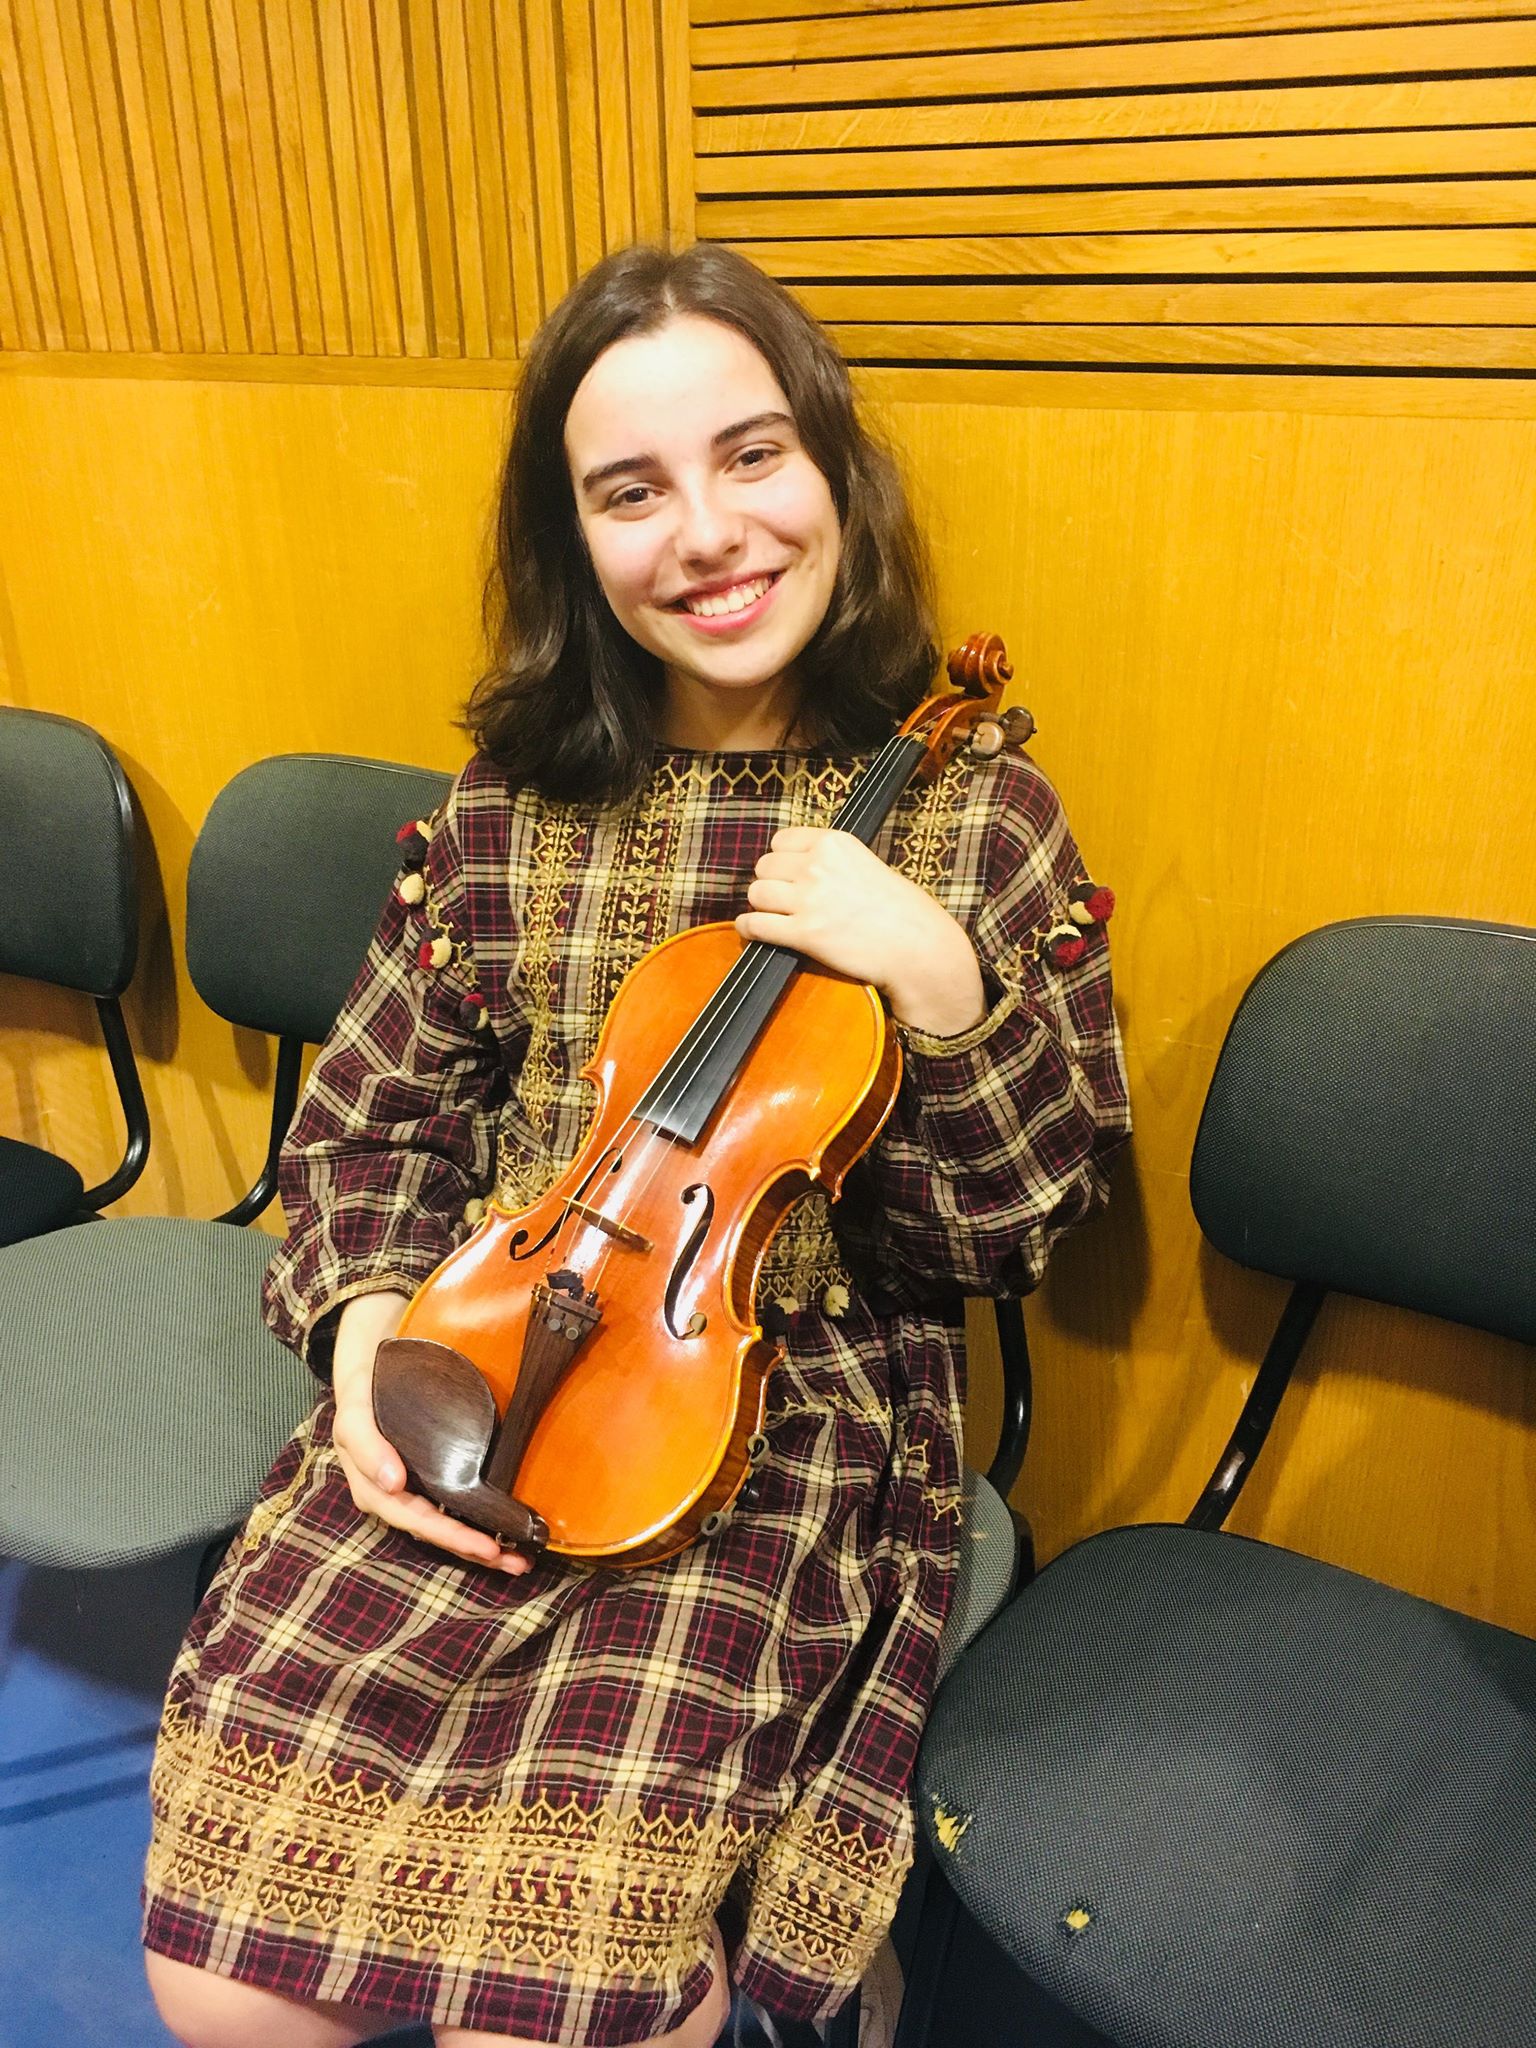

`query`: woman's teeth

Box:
[683,574,773,618]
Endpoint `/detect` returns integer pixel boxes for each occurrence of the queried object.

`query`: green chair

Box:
[0,708,149,1245]
[0,754,451,1571]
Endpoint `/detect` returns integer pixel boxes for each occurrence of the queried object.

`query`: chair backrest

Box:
[1190,915,1536,1348]
[0,707,138,997]
[187,754,453,1045]
[186,754,453,1222]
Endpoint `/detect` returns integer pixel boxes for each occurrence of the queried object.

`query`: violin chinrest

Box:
[372,1335,549,1553]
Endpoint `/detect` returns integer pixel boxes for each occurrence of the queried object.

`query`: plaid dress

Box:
[143,743,1130,2043]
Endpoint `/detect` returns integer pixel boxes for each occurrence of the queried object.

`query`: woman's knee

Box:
[144,1949,386,2048]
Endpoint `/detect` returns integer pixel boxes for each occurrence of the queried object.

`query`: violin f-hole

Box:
[665,1183,714,1339]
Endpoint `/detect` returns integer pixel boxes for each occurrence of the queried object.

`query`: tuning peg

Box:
[1001,706,1036,749]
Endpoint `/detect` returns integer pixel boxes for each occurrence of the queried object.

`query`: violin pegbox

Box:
[968,704,1037,762]
[904,633,1015,782]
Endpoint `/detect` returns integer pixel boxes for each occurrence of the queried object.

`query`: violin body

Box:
[388,921,900,1564]
[373,632,1016,1567]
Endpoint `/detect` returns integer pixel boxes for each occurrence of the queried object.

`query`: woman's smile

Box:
[668,568,783,632]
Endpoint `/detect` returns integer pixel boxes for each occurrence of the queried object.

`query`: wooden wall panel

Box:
[694,3,1536,385]
[0,0,694,372]
[2,370,1533,1635]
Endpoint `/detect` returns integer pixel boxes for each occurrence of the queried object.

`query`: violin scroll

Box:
[947,631,1013,699]
[901,632,1032,782]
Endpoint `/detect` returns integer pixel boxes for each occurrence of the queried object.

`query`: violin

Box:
[372,633,1031,1565]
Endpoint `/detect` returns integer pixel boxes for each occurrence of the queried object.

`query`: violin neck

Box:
[635,731,929,1144]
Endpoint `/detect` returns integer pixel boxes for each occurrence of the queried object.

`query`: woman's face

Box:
[564,314,841,740]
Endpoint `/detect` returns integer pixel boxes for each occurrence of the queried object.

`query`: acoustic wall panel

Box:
[0,0,693,367]
[693,0,1536,379]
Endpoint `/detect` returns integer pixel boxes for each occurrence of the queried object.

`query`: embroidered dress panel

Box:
[143,746,1130,2042]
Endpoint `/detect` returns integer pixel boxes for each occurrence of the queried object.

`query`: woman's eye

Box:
[608,483,654,510]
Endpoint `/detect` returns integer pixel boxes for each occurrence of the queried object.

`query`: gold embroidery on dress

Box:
[785,756,862,830]
[742,1804,912,1994]
[898,1428,965,1524]
[757,1194,852,1314]
[416,869,479,992]
[891,755,968,900]
[766,1390,892,1431]
[594,762,690,1022]
[509,801,584,1168]
[148,1708,903,1999]
[236,1430,321,1559]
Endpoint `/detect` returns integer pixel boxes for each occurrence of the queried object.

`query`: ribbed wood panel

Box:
[0,0,694,363]
[694,3,1536,378]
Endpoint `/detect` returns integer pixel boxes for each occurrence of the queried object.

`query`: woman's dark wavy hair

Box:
[465,242,938,804]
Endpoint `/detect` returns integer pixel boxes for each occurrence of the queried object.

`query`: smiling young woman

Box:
[139,244,1131,2048]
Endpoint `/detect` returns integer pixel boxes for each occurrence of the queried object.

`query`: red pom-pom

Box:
[1067,881,1116,927]
[1079,883,1116,923]
[457,993,486,1028]
[395,821,428,868]
[1043,928,1088,970]
[416,938,437,970]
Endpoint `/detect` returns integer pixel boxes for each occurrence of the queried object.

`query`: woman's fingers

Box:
[744,876,798,914]
[335,1447,534,1576]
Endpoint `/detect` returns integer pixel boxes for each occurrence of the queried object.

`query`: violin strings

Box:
[636,734,923,1132]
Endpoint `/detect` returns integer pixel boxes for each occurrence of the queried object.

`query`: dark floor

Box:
[0,1548,201,2045]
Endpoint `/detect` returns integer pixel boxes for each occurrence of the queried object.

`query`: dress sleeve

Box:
[260,776,510,1375]
[833,756,1131,1303]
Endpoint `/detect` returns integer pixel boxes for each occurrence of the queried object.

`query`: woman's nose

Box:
[674,483,745,567]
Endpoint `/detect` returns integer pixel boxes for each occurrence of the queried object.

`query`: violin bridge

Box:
[567,1198,653,1253]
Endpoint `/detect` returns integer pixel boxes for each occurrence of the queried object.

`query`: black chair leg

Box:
[825,1984,862,2047]
[1010,1507,1036,1589]
[891,1855,960,2048]
[193,1525,238,1605]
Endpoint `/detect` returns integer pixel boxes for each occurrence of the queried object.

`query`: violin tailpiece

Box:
[483,1281,603,1494]
[372,1334,551,1553]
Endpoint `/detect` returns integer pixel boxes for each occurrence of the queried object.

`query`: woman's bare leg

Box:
[146,1920,731,2048]
[144,1950,396,2047]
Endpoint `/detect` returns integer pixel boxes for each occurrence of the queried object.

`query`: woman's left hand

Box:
[736,827,987,1037]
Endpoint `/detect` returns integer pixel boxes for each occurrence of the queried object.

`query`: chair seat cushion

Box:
[0,1136,85,1247]
[918,1523,1536,2048]
[0,1215,318,1570]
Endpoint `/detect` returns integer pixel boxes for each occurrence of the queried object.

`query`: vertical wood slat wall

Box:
[694,0,1536,378]
[0,0,694,366]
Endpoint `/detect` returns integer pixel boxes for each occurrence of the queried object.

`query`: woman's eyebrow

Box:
[712,409,794,447]
[581,451,656,493]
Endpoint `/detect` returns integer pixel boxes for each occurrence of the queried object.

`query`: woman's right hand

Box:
[330,1289,534,1575]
